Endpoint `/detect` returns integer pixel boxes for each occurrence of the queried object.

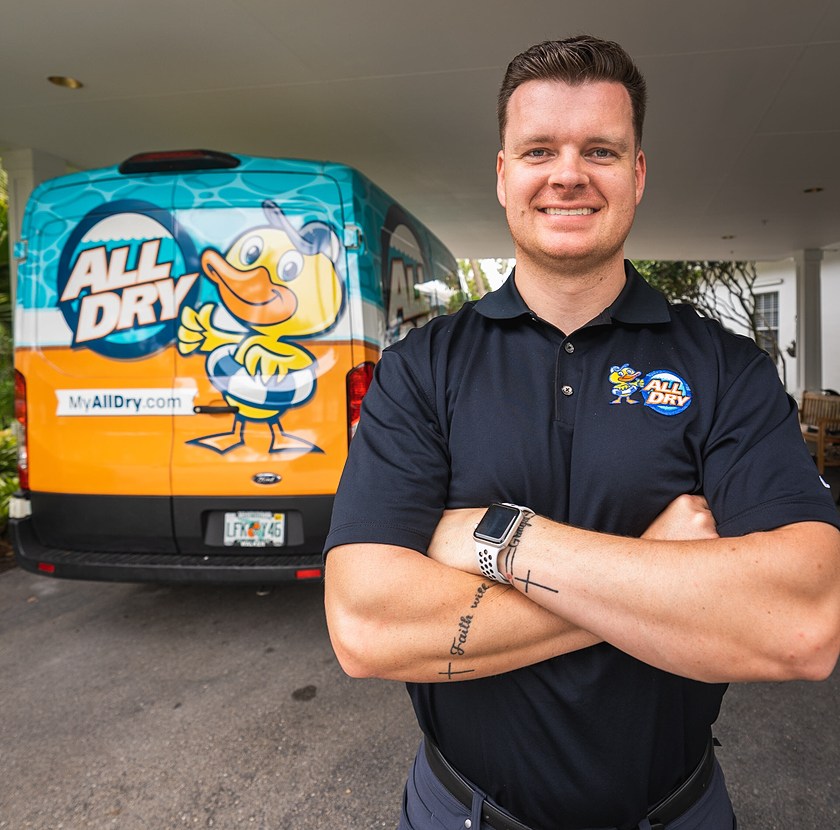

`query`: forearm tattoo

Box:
[439,581,490,679]
[502,516,531,580]
[514,569,559,595]
[501,518,557,595]
[450,615,473,656]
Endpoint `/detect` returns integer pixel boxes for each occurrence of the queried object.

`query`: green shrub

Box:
[0,291,11,429]
[0,428,18,534]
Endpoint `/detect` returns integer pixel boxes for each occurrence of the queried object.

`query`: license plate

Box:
[223,511,285,547]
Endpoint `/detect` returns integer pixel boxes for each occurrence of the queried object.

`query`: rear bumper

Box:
[11,492,333,584]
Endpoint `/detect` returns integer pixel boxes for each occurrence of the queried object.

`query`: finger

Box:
[180,306,201,330]
[198,304,215,328]
[178,325,204,344]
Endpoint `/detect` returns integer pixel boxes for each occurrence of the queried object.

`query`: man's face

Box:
[496,79,646,274]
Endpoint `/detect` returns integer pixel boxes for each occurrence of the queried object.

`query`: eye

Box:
[277,250,304,282]
[590,148,616,161]
[240,235,264,266]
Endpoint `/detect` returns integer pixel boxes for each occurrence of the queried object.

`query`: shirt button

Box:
[564,342,575,354]
[561,385,574,396]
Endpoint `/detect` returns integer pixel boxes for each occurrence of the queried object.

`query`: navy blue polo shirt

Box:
[326,262,839,830]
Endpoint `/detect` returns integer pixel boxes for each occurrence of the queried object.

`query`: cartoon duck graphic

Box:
[177,200,344,453]
[608,364,644,404]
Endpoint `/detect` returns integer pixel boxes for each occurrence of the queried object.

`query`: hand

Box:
[426,507,485,574]
[177,304,212,354]
[642,494,718,541]
[234,337,314,377]
[238,342,292,378]
[177,304,239,354]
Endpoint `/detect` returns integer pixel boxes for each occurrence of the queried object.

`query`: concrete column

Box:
[794,248,824,395]
[1,148,67,304]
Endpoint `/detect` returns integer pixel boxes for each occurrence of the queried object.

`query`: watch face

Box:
[474,503,520,545]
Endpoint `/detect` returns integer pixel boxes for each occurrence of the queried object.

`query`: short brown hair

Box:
[497,36,647,148]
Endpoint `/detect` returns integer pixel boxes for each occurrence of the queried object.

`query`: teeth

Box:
[543,207,595,215]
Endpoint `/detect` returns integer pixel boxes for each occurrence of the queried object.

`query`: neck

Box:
[512,252,628,333]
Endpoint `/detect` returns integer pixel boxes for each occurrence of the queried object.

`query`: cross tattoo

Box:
[439,662,476,680]
[514,569,559,595]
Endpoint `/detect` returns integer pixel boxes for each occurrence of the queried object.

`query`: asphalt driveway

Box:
[0,567,837,829]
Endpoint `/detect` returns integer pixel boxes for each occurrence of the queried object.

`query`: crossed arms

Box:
[325,495,840,685]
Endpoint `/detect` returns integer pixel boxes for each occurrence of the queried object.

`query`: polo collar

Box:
[474,261,672,326]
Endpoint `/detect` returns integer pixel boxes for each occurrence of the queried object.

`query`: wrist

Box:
[500,516,530,581]
[473,503,534,583]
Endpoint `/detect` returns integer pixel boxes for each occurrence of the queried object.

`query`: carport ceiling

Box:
[1,0,839,261]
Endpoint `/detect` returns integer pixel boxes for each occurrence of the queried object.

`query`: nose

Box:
[546,150,589,190]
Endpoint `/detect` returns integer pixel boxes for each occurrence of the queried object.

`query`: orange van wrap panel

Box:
[171,339,358,497]
[18,338,360,497]
[17,346,175,495]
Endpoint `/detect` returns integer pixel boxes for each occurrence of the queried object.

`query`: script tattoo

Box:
[449,582,491,655]
[502,516,530,580]
[450,615,473,656]
[440,582,491,679]
[470,582,490,609]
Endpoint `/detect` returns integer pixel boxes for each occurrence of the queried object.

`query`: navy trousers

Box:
[398,740,736,830]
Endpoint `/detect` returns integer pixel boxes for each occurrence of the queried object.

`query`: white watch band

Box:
[475,542,510,584]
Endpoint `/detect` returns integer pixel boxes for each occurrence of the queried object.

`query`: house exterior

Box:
[748,253,839,395]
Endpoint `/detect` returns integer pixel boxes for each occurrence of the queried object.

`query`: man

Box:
[324,36,840,830]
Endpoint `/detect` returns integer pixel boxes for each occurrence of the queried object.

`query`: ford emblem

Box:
[252,472,282,485]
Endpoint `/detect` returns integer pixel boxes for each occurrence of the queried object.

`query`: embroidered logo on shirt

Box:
[640,370,692,416]
[608,364,645,404]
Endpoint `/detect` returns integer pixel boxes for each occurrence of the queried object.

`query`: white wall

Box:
[754,259,797,392]
[819,251,840,394]
[754,254,840,394]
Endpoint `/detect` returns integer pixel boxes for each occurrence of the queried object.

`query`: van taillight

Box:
[13,370,29,490]
[346,362,375,444]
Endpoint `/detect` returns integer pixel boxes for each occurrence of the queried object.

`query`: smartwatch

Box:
[473,502,534,583]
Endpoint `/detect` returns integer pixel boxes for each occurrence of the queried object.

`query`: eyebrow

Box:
[588,136,632,153]
[588,136,635,153]
[511,134,633,154]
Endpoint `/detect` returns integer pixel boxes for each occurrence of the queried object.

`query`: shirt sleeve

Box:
[702,348,840,536]
[324,342,450,555]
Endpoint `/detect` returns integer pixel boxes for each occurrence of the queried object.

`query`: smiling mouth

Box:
[542,207,597,215]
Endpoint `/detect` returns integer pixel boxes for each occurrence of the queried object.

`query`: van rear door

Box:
[168,168,354,560]
[18,174,190,556]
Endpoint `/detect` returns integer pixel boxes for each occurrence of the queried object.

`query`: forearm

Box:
[324,543,600,682]
[503,517,840,683]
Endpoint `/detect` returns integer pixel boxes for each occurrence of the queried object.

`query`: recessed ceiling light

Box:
[803,187,824,194]
[47,75,83,90]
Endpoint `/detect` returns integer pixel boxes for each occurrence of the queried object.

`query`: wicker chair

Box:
[799,391,840,475]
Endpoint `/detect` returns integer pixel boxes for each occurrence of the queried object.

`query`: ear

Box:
[496,150,507,208]
[635,149,647,205]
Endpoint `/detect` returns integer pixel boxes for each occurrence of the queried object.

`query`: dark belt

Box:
[423,736,716,830]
